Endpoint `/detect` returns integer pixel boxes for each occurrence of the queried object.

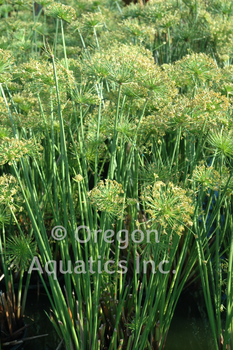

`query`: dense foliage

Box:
[1,0,233,349]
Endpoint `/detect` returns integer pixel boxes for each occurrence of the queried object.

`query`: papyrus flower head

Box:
[0,174,20,209]
[0,137,43,166]
[142,177,194,235]
[46,2,76,23]
[0,49,14,83]
[88,179,126,219]
[191,163,222,192]
[6,235,37,271]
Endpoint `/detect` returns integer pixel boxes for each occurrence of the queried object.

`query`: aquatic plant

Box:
[0,0,233,349]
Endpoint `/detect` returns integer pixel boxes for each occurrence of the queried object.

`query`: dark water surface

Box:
[164,290,214,350]
[23,291,62,350]
[22,289,214,350]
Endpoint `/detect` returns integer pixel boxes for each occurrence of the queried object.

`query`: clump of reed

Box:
[0,0,233,349]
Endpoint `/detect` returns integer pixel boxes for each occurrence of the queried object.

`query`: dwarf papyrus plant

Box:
[1,1,233,349]
[191,161,233,350]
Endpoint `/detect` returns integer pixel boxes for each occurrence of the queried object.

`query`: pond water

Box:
[164,289,214,350]
[22,288,214,350]
[23,291,62,350]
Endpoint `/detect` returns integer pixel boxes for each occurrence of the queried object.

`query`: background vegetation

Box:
[1,0,233,349]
